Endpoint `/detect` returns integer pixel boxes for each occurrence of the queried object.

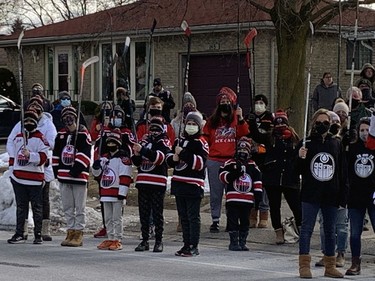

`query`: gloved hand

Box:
[227,165,244,182]
[93,159,101,170]
[117,195,126,200]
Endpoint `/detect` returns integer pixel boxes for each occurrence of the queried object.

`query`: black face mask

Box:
[218,104,232,114]
[329,124,341,135]
[314,121,330,135]
[101,108,112,117]
[361,89,372,101]
[62,115,76,127]
[25,123,37,132]
[149,109,162,117]
[351,99,359,108]
[237,151,250,162]
[107,145,118,152]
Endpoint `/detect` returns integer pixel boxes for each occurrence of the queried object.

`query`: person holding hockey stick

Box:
[203,87,249,233]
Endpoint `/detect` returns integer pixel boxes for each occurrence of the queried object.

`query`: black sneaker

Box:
[33,234,43,245]
[210,222,220,233]
[7,234,26,244]
[183,247,199,257]
[153,241,163,252]
[175,245,190,256]
[135,241,149,251]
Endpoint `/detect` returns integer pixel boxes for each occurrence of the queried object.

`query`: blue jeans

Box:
[299,202,338,256]
[207,159,226,223]
[318,208,348,253]
[348,206,375,257]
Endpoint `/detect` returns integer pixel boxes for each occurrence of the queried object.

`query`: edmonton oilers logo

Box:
[61,145,75,165]
[234,173,252,193]
[354,154,374,178]
[140,157,155,172]
[16,148,29,166]
[101,167,116,188]
[310,152,335,181]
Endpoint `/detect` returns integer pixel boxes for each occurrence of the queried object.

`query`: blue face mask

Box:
[61,99,71,107]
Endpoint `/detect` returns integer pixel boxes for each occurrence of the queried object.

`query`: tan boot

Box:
[345,256,361,276]
[335,252,345,267]
[275,228,285,245]
[67,230,83,247]
[41,219,52,241]
[258,210,269,228]
[324,255,344,278]
[249,208,258,228]
[299,254,312,278]
[61,229,75,246]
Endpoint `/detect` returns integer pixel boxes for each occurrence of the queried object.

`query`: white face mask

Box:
[185,124,199,135]
[112,118,122,127]
[359,131,369,142]
[254,103,266,114]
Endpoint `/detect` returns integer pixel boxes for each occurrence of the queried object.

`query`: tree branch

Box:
[245,0,271,14]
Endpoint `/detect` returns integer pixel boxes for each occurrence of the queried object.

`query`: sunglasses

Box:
[61,97,71,100]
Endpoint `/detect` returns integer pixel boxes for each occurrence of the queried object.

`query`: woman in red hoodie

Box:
[202,87,249,233]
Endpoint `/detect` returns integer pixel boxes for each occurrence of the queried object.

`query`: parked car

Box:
[0,95,21,138]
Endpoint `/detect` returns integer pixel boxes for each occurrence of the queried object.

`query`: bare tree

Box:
[246,0,375,133]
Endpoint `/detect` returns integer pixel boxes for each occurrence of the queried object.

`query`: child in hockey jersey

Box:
[167,111,209,257]
[92,128,132,251]
[132,117,171,253]
[219,137,263,251]
[7,110,49,244]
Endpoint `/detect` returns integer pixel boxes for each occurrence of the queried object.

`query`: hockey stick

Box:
[177,20,192,139]
[17,29,26,146]
[302,22,315,151]
[244,28,257,113]
[73,56,99,154]
[336,0,342,98]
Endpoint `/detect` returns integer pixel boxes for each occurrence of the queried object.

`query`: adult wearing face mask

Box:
[250,109,301,245]
[202,87,249,233]
[345,117,375,276]
[116,87,136,129]
[296,108,349,279]
[246,94,273,229]
[52,106,92,247]
[167,111,208,256]
[7,95,57,242]
[51,91,87,132]
[24,83,54,113]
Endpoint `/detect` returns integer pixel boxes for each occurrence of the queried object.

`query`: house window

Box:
[115,42,130,91]
[346,39,372,70]
[135,42,147,102]
[102,43,114,100]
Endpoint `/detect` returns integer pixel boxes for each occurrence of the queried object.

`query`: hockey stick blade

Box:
[17,30,25,50]
[151,18,157,34]
[244,28,257,48]
[123,36,131,56]
[309,21,314,35]
[181,20,191,37]
[82,56,99,71]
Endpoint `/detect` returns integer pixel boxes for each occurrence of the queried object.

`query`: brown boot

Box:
[324,255,344,278]
[249,208,258,228]
[258,210,269,228]
[61,229,75,246]
[299,254,312,278]
[275,228,285,245]
[335,252,345,267]
[345,256,361,276]
[67,230,83,247]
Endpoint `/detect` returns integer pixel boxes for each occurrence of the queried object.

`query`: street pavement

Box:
[1,205,375,281]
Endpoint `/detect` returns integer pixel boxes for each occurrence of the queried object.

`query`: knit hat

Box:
[28,95,44,112]
[182,92,197,108]
[61,106,78,119]
[58,91,71,100]
[185,111,203,129]
[237,136,252,154]
[24,110,39,127]
[333,101,349,116]
[216,87,237,105]
[346,86,362,101]
[328,111,341,124]
[254,94,268,106]
[100,101,113,110]
[106,128,122,146]
[360,63,375,77]
[153,78,162,86]
[149,117,165,132]
[31,83,44,96]
[273,109,288,125]
[113,105,125,118]
[357,78,372,89]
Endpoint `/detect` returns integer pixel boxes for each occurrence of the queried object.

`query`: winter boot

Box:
[23,219,29,240]
[61,229,75,246]
[275,228,285,245]
[239,231,249,251]
[299,254,312,279]
[345,256,361,276]
[67,230,83,247]
[249,208,258,228]
[258,210,269,228]
[209,221,220,233]
[323,255,344,278]
[336,252,345,267]
[228,231,242,251]
[41,219,52,241]
[97,240,113,250]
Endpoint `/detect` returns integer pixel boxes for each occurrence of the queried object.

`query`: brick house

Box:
[0,0,374,118]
